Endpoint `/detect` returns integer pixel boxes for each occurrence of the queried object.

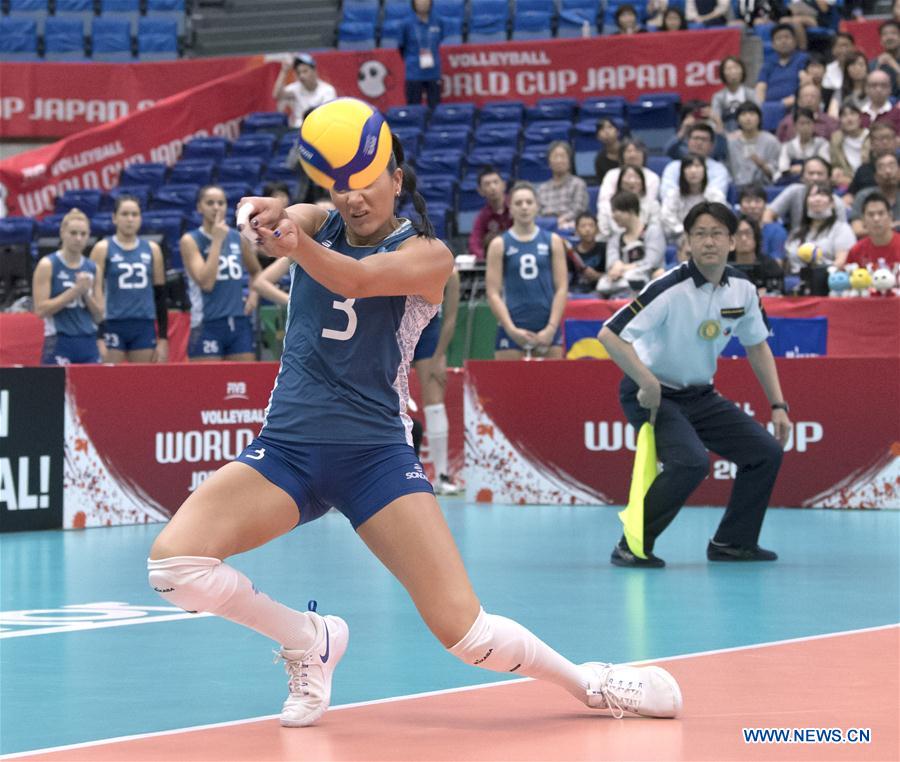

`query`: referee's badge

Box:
[698,319,721,341]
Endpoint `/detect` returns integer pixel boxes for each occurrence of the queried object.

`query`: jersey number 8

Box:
[519,254,539,280]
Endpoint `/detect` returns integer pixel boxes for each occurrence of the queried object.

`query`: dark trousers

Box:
[405,79,441,109]
[619,377,783,552]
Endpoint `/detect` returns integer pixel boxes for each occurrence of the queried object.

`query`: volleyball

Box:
[797,242,823,264]
[297,97,392,192]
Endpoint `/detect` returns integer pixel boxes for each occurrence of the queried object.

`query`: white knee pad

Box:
[148,556,230,614]
[423,403,448,436]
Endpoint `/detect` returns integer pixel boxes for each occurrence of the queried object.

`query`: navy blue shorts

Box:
[103,318,157,352]
[41,334,101,365]
[189,316,253,358]
[495,325,562,351]
[235,435,434,529]
[413,314,442,361]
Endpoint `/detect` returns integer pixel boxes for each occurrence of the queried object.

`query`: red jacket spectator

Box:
[847,232,900,267]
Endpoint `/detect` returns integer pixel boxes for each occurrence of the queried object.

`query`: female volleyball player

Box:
[148,136,681,727]
[180,185,261,362]
[32,208,103,365]
[90,195,168,363]
[485,181,568,360]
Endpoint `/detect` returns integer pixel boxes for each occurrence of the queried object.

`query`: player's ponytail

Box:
[389,132,435,239]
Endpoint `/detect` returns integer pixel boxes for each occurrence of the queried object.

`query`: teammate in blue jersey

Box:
[485,181,569,360]
[180,185,261,362]
[90,196,168,363]
[148,131,681,728]
[32,208,104,365]
[412,268,460,494]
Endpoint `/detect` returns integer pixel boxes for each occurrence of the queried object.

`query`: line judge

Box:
[599,202,791,568]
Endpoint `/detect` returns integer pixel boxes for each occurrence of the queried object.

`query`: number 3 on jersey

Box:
[322,298,357,341]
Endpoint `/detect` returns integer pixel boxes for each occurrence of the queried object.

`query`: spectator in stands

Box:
[730,215,786,293]
[661,154,727,245]
[784,182,856,273]
[778,0,833,51]
[399,0,444,108]
[777,107,831,183]
[799,54,827,91]
[775,83,839,141]
[732,0,787,28]
[660,124,731,198]
[262,181,293,207]
[728,102,781,187]
[686,0,730,26]
[764,156,844,230]
[822,32,855,97]
[568,213,606,293]
[850,153,900,236]
[846,192,900,266]
[181,185,261,362]
[827,51,870,118]
[596,191,666,298]
[666,102,728,163]
[598,139,661,214]
[847,121,898,199]
[739,184,789,261]
[468,166,512,261]
[598,165,662,240]
[536,141,589,231]
[89,196,168,364]
[756,24,809,107]
[659,7,689,30]
[870,20,900,98]
[829,103,870,190]
[594,118,623,185]
[272,53,337,129]
[860,70,896,128]
[614,4,645,34]
[32,209,103,365]
[711,56,758,134]
[485,182,568,359]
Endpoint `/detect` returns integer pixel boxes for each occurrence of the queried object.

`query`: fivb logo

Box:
[224,381,248,400]
[0,389,51,510]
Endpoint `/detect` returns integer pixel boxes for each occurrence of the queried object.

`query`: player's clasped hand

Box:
[770,408,791,447]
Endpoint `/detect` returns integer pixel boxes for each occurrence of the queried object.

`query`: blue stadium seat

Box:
[99,0,140,33]
[241,111,288,135]
[386,105,429,130]
[151,184,200,212]
[140,211,185,268]
[422,127,471,152]
[587,184,599,214]
[91,17,133,61]
[646,154,670,177]
[579,97,627,121]
[55,189,103,218]
[136,18,178,60]
[427,203,451,240]
[0,18,40,59]
[474,123,521,148]
[627,94,680,130]
[535,215,558,233]
[218,157,264,184]
[218,183,253,209]
[430,103,476,128]
[523,120,572,148]
[439,15,463,44]
[457,176,485,212]
[263,163,299,187]
[383,0,409,20]
[89,215,116,238]
[418,176,458,206]
[518,150,553,183]
[7,0,48,34]
[44,17,87,60]
[182,137,229,162]
[146,0,186,34]
[337,20,376,50]
[119,163,167,191]
[479,101,524,125]
[468,1,509,42]
[433,0,465,21]
[36,215,66,238]
[762,101,787,133]
[557,8,595,37]
[53,0,95,34]
[391,126,423,156]
[0,218,37,245]
[169,160,215,186]
[417,150,466,179]
[341,0,379,24]
[467,146,516,178]
[378,18,405,47]
[573,119,601,151]
[526,98,578,123]
[512,10,553,40]
[230,134,276,159]
[109,185,151,210]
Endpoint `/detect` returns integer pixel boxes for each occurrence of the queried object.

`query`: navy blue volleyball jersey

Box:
[104,237,155,320]
[501,227,556,331]
[44,252,97,337]
[186,228,247,325]
[261,211,438,445]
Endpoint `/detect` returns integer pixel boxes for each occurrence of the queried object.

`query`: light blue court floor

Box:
[1,502,898,756]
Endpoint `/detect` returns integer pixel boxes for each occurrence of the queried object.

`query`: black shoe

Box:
[707,540,778,562]
[610,539,665,568]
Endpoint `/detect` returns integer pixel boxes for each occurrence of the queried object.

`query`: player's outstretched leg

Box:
[357,494,682,719]
[147,463,349,727]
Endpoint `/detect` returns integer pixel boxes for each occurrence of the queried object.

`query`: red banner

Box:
[465,359,900,509]
[0,63,280,218]
[0,56,264,139]
[840,18,885,59]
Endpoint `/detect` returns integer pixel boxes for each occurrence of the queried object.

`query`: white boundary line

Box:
[0,612,213,639]
[1,622,896,760]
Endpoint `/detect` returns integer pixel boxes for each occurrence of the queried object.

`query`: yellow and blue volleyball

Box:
[297,97,392,192]
[797,242,823,264]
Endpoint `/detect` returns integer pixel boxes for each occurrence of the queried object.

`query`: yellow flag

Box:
[618,422,658,559]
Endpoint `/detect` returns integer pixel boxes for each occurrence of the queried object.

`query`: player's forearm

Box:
[598,327,657,388]
[486,291,517,333]
[546,286,567,331]
[746,342,785,404]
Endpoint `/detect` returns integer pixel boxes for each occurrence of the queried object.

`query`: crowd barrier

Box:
[1,356,896,532]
